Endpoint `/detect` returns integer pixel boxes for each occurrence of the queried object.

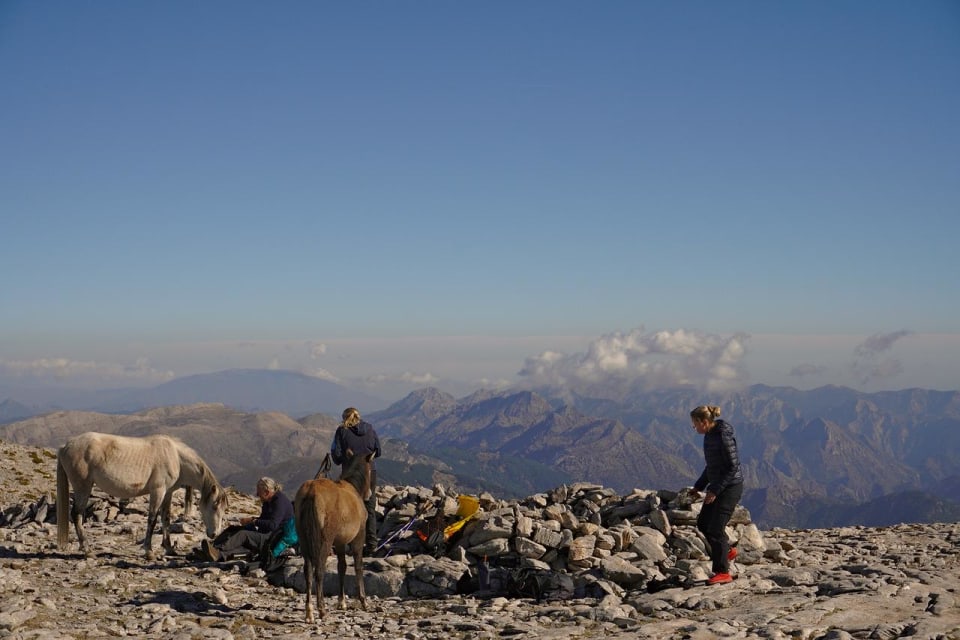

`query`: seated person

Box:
[197,476,293,562]
[256,516,300,572]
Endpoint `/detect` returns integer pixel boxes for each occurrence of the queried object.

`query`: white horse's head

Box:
[199,484,229,537]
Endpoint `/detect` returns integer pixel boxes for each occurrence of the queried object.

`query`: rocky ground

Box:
[2,439,960,639]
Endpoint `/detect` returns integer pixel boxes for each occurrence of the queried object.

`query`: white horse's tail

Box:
[56,454,70,549]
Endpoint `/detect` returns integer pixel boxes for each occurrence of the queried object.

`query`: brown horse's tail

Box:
[56,454,70,549]
[294,482,325,561]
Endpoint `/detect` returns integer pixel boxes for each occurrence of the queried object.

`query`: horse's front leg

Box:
[182,486,195,520]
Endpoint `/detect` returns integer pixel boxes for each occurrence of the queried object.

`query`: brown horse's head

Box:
[341,452,375,501]
[360,452,374,499]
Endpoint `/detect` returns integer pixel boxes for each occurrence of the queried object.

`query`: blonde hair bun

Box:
[341,407,361,427]
[691,405,722,421]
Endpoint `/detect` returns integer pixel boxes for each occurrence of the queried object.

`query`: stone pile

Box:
[2,439,960,639]
[290,482,766,601]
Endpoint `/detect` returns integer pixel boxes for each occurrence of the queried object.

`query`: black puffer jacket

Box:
[693,419,743,495]
[250,491,294,533]
[330,420,382,470]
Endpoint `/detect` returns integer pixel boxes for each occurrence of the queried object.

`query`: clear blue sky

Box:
[2,1,958,399]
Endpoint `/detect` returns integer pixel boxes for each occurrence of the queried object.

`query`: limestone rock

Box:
[2,440,960,639]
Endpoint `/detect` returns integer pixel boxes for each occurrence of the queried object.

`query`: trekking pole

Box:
[375,498,429,555]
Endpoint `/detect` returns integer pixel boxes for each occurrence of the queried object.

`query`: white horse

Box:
[56,432,228,559]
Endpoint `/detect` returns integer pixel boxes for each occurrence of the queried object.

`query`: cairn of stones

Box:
[330,483,756,595]
[2,479,762,599]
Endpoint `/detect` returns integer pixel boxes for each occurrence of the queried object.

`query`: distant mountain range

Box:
[2,369,959,529]
[0,369,386,419]
[0,398,38,423]
[367,383,960,528]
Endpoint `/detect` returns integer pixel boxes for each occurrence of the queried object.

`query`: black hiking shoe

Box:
[201,539,220,562]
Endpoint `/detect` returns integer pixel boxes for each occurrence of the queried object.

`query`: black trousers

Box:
[213,525,270,559]
[696,482,744,574]
[365,470,378,548]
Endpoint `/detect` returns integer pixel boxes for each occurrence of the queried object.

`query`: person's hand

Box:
[703,492,717,505]
[240,516,254,526]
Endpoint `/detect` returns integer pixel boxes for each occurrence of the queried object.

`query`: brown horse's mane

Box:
[339,453,370,498]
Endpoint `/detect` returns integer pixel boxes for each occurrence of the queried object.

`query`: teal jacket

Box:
[271,517,299,558]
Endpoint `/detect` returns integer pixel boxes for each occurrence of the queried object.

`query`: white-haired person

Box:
[330,407,382,554]
[689,404,744,585]
[198,476,293,562]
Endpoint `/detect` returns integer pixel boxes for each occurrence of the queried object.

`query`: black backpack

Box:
[507,567,575,602]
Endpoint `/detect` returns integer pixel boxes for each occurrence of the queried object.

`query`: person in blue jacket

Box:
[199,476,294,562]
[330,406,382,553]
[690,404,744,585]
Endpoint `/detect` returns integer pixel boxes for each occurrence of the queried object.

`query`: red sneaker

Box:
[728,547,738,562]
[707,572,733,585]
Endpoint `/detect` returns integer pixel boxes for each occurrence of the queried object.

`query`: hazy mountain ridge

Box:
[0,403,320,479]
[528,383,960,527]
[376,389,716,499]
[0,402,478,500]
[371,383,960,528]
[366,386,458,439]
[0,368,388,420]
[0,398,39,423]
[2,372,960,528]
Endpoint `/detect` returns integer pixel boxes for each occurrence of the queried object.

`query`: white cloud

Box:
[518,327,750,393]
[789,363,829,378]
[853,330,912,357]
[0,357,175,386]
[309,342,327,358]
[851,330,912,385]
[363,371,440,385]
[302,367,340,382]
[854,359,904,383]
[476,377,514,390]
[267,358,281,370]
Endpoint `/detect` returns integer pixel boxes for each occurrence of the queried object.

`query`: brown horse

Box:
[294,451,374,623]
[57,432,228,559]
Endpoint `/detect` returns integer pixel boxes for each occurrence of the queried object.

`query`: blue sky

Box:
[1,1,958,400]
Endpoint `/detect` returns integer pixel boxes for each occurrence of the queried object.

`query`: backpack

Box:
[257,518,299,573]
[507,567,575,602]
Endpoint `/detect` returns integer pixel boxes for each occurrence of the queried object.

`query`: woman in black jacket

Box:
[330,407,382,553]
[690,404,744,585]
[198,476,293,562]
